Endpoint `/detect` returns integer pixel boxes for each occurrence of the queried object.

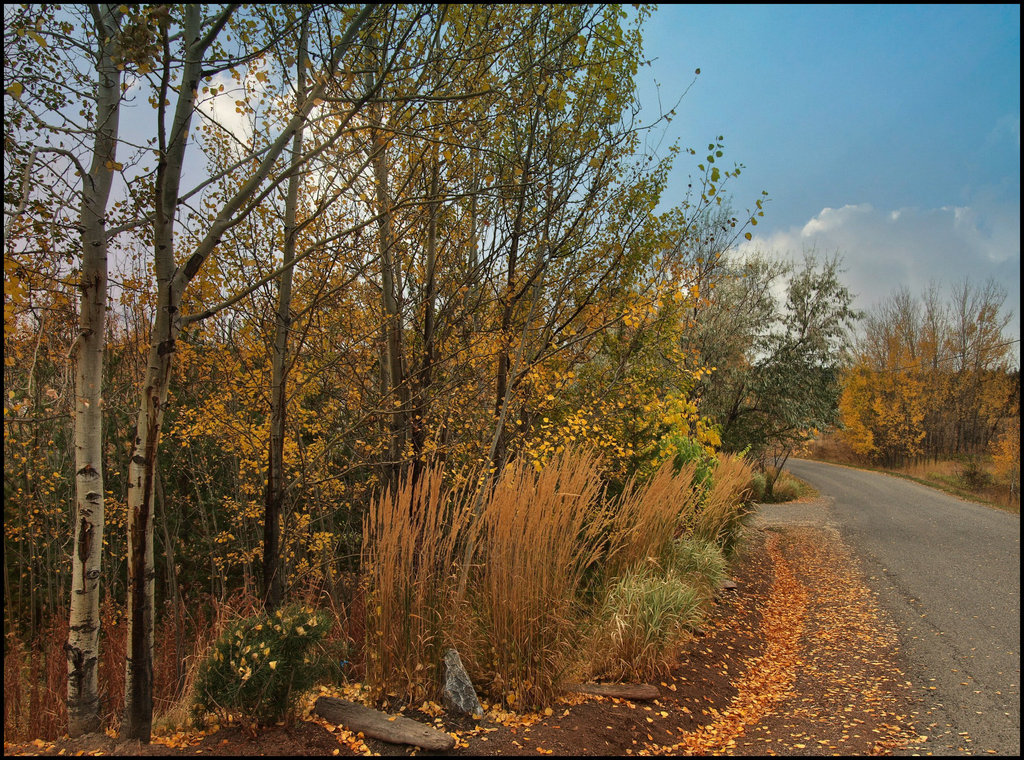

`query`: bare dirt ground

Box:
[5,508,923,757]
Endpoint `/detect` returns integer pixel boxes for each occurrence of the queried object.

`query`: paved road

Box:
[781,458,1020,755]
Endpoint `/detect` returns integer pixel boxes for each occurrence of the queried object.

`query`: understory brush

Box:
[3,596,231,742]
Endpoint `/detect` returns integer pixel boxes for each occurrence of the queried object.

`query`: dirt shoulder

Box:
[5,512,921,756]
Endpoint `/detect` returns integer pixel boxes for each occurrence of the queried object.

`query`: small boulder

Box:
[441,648,483,719]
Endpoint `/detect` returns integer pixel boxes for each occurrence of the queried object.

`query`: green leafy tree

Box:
[690,250,860,494]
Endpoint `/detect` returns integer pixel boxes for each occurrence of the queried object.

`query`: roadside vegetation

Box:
[803,433,1020,514]
[825,281,1019,513]
[5,3,1016,748]
[5,5,765,741]
[747,470,818,504]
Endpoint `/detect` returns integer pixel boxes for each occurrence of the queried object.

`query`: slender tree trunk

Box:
[67,4,122,737]
[124,263,177,742]
[121,5,372,739]
[411,151,440,478]
[124,5,203,740]
[264,14,309,613]
[369,96,407,486]
[492,109,539,470]
[155,467,185,696]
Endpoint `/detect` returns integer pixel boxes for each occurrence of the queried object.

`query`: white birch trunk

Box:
[67,3,123,737]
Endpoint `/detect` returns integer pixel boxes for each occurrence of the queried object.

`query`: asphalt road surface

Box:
[783,458,1020,755]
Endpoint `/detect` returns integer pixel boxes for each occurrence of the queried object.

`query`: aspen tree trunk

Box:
[123,5,205,739]
[123,6,373,740]
[264,13,309,613]
[67,3,123,737]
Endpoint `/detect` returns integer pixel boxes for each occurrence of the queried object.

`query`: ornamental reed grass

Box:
[360,447,755,708]
[587,460,718,682]
[595,566,703,680]
[603,459,701,581]
[469,447,610,709]
[361,462,477,703]
[690,453,755,560]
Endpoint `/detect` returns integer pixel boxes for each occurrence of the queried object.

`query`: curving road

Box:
[783,458,1020,755]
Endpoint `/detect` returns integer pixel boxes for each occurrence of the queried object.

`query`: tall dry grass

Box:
[359,446,757,709]
[585,459,727,683]
[691,453,754,559]
[3,633,31,743]
[361,463,477,703]
[602,459,701,581]
[469,447,609,708]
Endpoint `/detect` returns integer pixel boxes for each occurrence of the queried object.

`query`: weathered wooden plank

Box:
[313,696,456,751]
[568,682,660,700]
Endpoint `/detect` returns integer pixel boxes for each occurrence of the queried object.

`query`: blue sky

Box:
[634,4,1021,344]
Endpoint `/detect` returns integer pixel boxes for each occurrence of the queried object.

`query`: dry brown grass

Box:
[361,463,477,703]
[469,447,610,708]
[4,632,27,742]
[691,454,755,559]
[359,447,758,710]
[894,458,1020,511]
[603,459,701,580]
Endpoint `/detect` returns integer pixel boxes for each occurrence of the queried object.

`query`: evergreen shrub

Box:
[192,604,337,725]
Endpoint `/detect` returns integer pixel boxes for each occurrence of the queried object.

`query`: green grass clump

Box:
[663,536,727,602]
[192,604,337,726]
[749,471,768,500]
[596,567,703,680]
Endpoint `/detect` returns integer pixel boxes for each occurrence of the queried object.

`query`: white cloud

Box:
[195,61,283,153]
[738,201,1021,342]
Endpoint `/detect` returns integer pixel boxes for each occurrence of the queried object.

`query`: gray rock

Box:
[441,648,483,718]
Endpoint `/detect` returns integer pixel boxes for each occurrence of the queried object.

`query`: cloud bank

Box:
[738,202,1021,343]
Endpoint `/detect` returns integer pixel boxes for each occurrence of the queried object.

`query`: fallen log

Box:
[313,696,456,751]
[567,682,660,700]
